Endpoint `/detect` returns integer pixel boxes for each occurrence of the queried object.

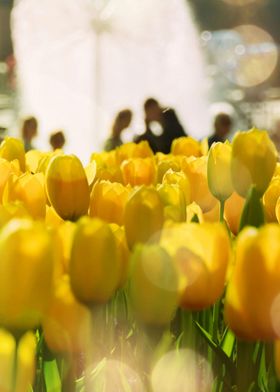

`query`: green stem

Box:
[61,356,76,392]
[236,340,255,391]
[219,200,225,223]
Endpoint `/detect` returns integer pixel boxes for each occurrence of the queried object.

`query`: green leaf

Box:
[239,185,265,232]
[44,360,61,392]
[191,213,199,223]
[221,328,236,358]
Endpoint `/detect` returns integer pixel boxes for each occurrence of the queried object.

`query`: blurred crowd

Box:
[1,96,280,156]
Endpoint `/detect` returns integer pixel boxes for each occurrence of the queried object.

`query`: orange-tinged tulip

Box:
[182,156,217,212]
[203,200,220,223]
[231,128,277,197]
[14,331,36,392]
[0,137,25,171]
[171,136,202,157]
[160,223,230,310]
[121,157,156,186]
[46,155,90,221]
[43,275,92,354]
[263,176,280,222]
[124,186,164,249]
[225,225,280,340]
[157,183,186,222]
[89,180,130,225]
[162,170,191,205]
[0,219,54,330]
[224,192,245,235]
[70,217,120,304]
[129,244,180,325]
[3,172,46,219]
[207,142,233,202]
[110,224,130,287]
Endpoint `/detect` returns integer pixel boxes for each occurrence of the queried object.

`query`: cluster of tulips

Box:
[0,128,280,391]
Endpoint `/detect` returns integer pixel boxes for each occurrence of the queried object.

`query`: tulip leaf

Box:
[43,360,61,392]
[221,328,235,358]
[239,185,265,231]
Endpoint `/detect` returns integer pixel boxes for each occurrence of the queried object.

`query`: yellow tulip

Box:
[0,137,25,171]
[157,183,186,222]
[129,244,180,325]
[89,180,130,225]
[162,169,191,205]
[43,275,92,354]
[46,155,90,221]
[160,223,230,310]
[224,192,245,235]
[121,157,156,186]
[231,128,277,197]
[116,141,153,163]
[14,331,36,392]
[186,202,204,223]
[0,202,30,228]
[70,217,120,304]
[225,224,280,340]
[156,158,181,183]
[207,142,233,202]
[171,136,202,157]
[110,224,130,287]
[0,158,17,203]
[0,219,54,329]
[0,329,16,392]
[276,197,280,224]
[25,149,44,173]
[182,156,217,212]
[3,172,46,220]
[124,186,164,249]
[203,200,220,223]
[263,176,280,222]
[45,205,64,228]
[55,221,76,272]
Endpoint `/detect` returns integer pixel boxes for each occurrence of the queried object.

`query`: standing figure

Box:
[208,113,232,148]
[21,116,38,151]
[104,109,132,151]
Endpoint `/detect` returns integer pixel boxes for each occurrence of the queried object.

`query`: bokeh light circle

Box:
[151,348,213,392]
[226,25,278,87]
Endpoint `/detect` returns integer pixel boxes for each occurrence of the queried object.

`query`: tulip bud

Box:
[224,192,245,235]
[162,170,191,205]
[110,224,130,288]
[129,244,180,325]
[25,149,43,173]
[0,158,16,203]
[121,157,156,186]
[160,223,230,310]
[0,219,54,330]
[231,128,277,197]
[0,137,25,171]
[0,202,29,228]
[225,224,280,340]
[43,275,92,354]
[70,217,120,304]
[116,141,153,163]
[207,142,233,202]
[14,331,36,392]
[156,158,181,183]
[182,156,217,212]
[46,155,90,221]
[89,180,130,225]
[171,136,202,157]
[157,183,186,222]
[3,173,46,220]
[124,186,164,249]
[263,176,280,222]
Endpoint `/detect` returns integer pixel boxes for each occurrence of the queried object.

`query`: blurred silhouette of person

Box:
[104,109,132,151]
[0,126,7,144]
[50,130,66,151]
[135,98,186,153]
[21,116,38,151]
[208,113,232,147]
